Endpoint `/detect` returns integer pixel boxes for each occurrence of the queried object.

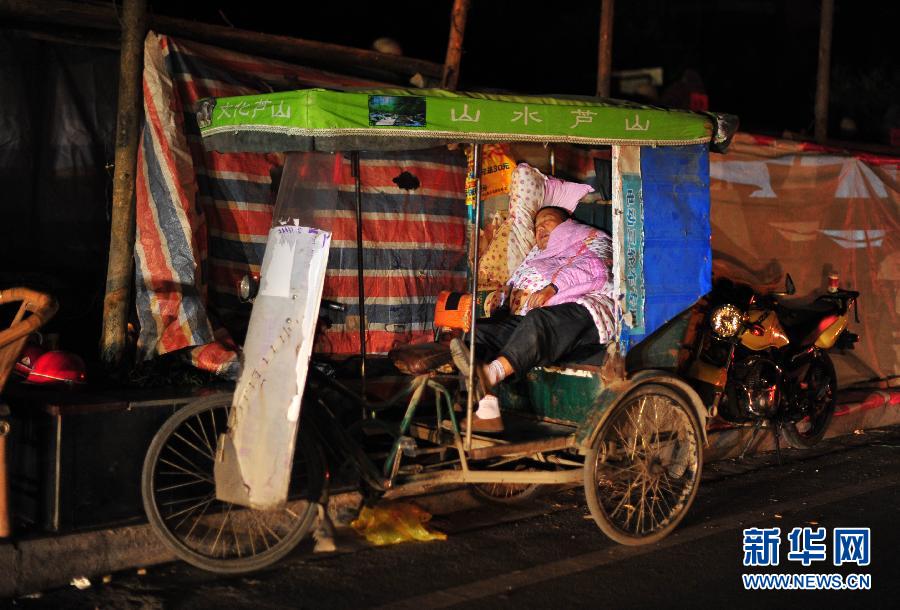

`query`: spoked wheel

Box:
[782,352,836,449]
[584,384,702,545]
[142,394,326,573]
[470,461,544,506]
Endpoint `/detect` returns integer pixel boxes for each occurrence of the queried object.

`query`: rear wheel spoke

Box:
[185,420,215,458]
[172,431,215,461]
[164,495,216,521]
[158,458,213,483]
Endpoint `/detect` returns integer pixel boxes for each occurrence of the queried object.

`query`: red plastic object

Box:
[24,351,87,384]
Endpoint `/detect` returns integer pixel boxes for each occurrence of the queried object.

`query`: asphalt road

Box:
[10,426,900,609]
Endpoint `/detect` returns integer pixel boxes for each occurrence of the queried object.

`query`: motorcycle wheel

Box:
[782,352,837,449]
[142,394,327,574]
[584,383,702,546]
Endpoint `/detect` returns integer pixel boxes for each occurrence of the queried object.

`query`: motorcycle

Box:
[689,273,859,451]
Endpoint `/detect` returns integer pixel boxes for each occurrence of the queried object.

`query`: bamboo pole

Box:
[596,0,615,97]
[0,0,442,81]
[100,0,147,366]
[441,0,471,90]
[814,0,834,143]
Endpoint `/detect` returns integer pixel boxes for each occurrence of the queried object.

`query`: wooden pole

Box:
[814,0,834,143]
[0,421,9,538]
[441,0,471,90]
[0,0,442,82]
[596,0,615,97]
[100,0,147,366]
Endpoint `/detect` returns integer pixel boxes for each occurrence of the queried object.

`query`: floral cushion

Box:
[506,163,546,275]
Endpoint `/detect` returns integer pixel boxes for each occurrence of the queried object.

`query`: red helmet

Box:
[14,343,46,378]
[25,351,87,385]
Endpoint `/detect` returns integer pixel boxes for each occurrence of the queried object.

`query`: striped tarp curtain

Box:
[135,32,469,377]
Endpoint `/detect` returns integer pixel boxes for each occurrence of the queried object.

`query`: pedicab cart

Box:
[141,88,738,572]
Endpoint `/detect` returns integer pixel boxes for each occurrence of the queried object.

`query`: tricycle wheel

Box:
[142,394,326,574]
[469,463,544,506]
[584,383,702,545]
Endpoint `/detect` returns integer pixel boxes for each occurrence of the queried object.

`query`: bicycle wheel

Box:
[782,352,836,449]
[470,480,543,506]
[142,394,326,573]
[469,461,546,506]
[584,383,702,545]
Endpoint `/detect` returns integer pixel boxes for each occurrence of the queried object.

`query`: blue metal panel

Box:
[625,144,711,350]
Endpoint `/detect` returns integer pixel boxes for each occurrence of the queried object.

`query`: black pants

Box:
[472,303,601,375]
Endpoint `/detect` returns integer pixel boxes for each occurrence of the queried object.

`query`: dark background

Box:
[151,0,899,145]
[1,0,896,368]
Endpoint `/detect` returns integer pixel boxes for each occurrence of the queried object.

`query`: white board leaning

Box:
[215,224,332,509]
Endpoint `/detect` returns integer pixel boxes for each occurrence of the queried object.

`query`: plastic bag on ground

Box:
[350,501,447,546]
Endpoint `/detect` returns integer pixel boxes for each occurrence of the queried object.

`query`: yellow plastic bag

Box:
[350,501,447,546]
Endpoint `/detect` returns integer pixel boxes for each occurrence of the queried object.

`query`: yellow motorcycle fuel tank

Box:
[814,313,849,349]
[740,309,789,351]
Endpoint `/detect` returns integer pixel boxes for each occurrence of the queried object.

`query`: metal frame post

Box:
[465,143,483,450]
[351,152,367,405]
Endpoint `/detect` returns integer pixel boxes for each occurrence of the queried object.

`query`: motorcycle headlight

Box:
[710,304,743,338]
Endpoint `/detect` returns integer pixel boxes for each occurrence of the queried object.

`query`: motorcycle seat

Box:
[776,299,842,345]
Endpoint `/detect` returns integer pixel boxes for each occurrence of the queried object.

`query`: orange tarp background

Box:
[709,133,899,387]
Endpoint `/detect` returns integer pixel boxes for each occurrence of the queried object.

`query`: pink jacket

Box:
[513,219,609,306]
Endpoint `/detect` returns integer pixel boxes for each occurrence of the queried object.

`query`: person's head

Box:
[534,206,569,249]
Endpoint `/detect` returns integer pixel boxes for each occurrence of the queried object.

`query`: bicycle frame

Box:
[305,365,583,501]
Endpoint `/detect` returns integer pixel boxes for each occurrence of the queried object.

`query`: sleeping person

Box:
[451,176,615,433]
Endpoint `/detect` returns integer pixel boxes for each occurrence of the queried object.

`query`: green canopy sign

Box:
[198,88,736,153]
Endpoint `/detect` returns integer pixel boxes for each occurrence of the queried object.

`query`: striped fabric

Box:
[259,149,469,355]
[135,32,466,377]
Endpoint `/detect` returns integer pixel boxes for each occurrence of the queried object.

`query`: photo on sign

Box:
[368,95,426,127]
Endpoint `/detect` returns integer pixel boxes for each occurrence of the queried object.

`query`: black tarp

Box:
[0,32,119,357]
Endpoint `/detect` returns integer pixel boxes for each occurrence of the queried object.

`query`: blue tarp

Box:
[626,144,711,349]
